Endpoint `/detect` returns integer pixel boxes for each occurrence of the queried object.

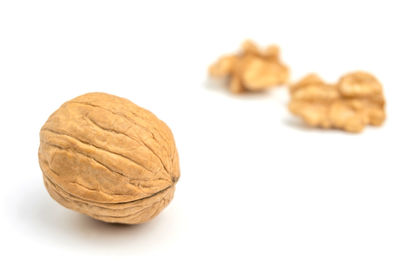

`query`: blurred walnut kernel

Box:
[209,40,289,93]
[289,71,386,133]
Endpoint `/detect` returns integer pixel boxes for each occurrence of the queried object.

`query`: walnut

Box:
[209,40,289,93]
[38,93,180,224]
[289,71,386,133]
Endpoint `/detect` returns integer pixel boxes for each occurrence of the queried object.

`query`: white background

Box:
[1,0,399,266]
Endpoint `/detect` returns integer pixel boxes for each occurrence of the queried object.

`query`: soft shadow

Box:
[203,77,229,93]
[17,181,171,250]
[282,116,324,132]
[283,116,356,135]
[203,79,273,99]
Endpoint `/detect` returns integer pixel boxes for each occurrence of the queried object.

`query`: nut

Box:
[38,92,180,224]
[289,71,386,133]
[209,40,289,93]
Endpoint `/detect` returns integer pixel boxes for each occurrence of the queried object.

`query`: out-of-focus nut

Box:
[338,71,383,97]
[208,55,237,77]
[209,40,289,93]
[289,71,386,133]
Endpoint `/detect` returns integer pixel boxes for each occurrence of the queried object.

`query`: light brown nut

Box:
[289,72,386,133]
[241,39,261,56]
[229,74,245,93]
[209,40,289,93]
[338,71,383,97]
[242,58,289,91]
[208,55,237,77]
[290,74,339,101]
[262,45,280,61]
[38,92,180,224]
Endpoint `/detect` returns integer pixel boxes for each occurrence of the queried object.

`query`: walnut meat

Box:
[38,93,180,224]
[209,40,289,93]
[289,71,386,133]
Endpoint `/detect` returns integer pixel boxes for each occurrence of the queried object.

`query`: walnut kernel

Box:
[289,71,386,133]
[209,40,289,93]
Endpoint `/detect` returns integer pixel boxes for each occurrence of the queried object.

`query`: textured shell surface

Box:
[38,92,180,224]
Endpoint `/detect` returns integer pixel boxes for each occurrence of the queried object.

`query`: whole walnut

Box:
[38,93,180,224]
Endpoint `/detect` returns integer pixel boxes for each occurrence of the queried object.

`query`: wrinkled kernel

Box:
[209,40,289,93]
[208,55,237,77]
[289,71,386,133]
[338,71,383,97]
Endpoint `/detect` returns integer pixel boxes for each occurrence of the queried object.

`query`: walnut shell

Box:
[38,92,180,224]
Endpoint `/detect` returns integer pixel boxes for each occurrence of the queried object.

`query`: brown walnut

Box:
[38,92,180,224]
[289,71,386,133]
[209,40,289,93]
